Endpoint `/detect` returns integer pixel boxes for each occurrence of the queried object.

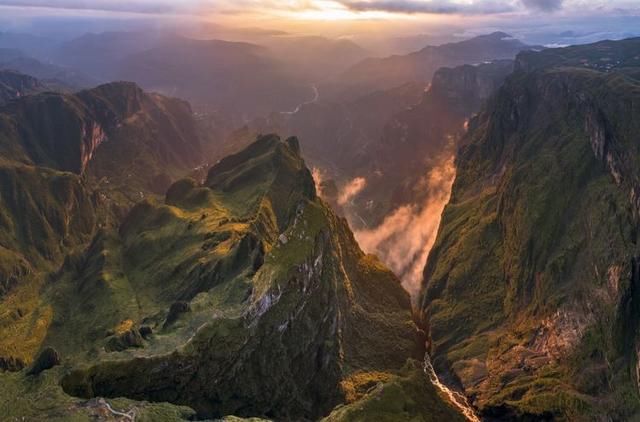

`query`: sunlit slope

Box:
[0,80,208,420]
[0,81,201,195]
[0,81,203,350]
[0,133,463,420]
[421,37,640,419]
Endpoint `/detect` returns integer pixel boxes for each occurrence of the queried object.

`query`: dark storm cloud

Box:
[521,0,564,11]
[336,0,515,15]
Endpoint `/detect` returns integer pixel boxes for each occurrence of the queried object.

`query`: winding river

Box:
[281,84,319,115]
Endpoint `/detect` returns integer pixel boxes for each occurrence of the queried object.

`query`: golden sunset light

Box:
[0,1,639,420]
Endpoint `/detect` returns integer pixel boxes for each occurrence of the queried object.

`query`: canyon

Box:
[0,26,639,422]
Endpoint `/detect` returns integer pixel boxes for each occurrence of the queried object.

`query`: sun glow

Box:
[274,0,404,21]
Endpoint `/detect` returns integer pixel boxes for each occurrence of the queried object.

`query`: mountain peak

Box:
[206,134,315,230]
[0,69,42,104]
[0,81,201,180]
[486,31,513,39]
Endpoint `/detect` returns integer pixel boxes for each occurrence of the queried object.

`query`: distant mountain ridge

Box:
[0,48,97,90]
[51,31,373,119]
[326,32,536,101]
[115,35,312,117]
[0,70,43,104]
[0,80,204,301]
[0,81,201,179]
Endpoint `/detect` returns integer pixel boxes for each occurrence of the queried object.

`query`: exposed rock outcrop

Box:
[57,135,453,420]
[27,347,61,375]
[420,37,640,419]
[0,70,42,104]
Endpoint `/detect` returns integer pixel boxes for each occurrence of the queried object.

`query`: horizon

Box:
[0,0,638,52]
[2,2,640,421]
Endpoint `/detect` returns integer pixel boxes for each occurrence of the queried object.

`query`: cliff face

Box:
[0,80,204,282]
[420,38,640,419]
[0,70,43,104]
[328,32,531,101]
[377,60,514,163]
[429,60,514,116]
[0,81,201,180]
[0,81,206,377]
[349,60,514,228]
[56,135,455,420]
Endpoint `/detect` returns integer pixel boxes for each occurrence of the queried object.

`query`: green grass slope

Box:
[420,38,640,420]
[56,135,424,419]
[0,81,202,195]
[0,134,462,420]
[0,81,206,367]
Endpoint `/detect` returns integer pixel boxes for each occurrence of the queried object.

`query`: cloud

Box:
[0,0,178,14]
[521,0,564,11]
[336,0,516,15]
[354,154,456,299]
[338,177,367,206]
[0,0,626,19]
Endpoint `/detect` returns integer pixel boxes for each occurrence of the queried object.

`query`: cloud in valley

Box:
[338,177,367,206]
[355,155,456,299]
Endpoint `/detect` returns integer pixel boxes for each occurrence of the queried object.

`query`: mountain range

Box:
[323,32,536,102]
[0,74,463,420]
[421,37,640,420]
[1,29,640,422]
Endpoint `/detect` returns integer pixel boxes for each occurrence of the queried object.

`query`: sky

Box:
[0,0,638,47]
[0,0,637,17]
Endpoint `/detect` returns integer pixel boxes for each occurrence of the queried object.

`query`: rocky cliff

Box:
[351,60,514,228]
[0,69,43,104]
[0,81,205,378]
[57,135,460,420]
[420,37,640,420]
[0,132,463,420]
[0,81,201,182]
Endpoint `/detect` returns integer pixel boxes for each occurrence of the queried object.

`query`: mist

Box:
[337,177,367,206]
[354,154,456,298]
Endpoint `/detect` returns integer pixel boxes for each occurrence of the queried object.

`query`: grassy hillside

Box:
[0,132,462,420]
[420,38,640,420]
[0,80,203,391]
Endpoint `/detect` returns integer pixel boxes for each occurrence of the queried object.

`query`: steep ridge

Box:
[55,135,463,420]
[326,32,533,101]
[420,37,640,419]
[0,70,43,104]
[0,81,201,193]
[0,81,204,374]
[345,61,513,297]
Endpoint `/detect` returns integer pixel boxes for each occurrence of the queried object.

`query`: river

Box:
[281,84,319,115]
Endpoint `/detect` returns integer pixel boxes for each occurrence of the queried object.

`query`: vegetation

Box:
[323,360,466,422]
[0,99,461,420]
[421,39,640,419]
